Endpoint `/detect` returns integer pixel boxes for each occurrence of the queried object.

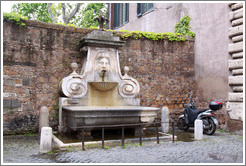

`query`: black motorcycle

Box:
[177,95,223,135]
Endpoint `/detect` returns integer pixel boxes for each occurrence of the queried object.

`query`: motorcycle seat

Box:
[185,107,199,124]
[197,108,209,114]
[185,107,210,124]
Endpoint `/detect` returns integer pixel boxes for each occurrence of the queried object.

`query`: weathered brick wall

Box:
[3,20,195,134]
[3,20,93,134]
[119,39,195,118]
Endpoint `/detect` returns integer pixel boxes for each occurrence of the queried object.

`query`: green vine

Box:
[3,12,28,26]
[89,27,187,41]
[89,26,99,30]
[108,15,196,41]
[108,29,186,42]
[3,12,195,42]
[175,15,195,37]
[55,22,77,28]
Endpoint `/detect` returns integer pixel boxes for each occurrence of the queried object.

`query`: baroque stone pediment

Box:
[61,31,140,100]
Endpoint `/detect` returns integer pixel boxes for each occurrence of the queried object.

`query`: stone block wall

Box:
[226,3,243,131]
[3,20,93,134]
[3,19,194,134]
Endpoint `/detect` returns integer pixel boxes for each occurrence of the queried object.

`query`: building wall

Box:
[183,3,230,107]
[113,3,230,104]
[3,20,195,134]
[111,2,243,130]
[226,3,244,131]
[111,3,183,32]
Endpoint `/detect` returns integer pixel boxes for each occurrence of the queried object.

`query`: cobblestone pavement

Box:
[2,129,244,164]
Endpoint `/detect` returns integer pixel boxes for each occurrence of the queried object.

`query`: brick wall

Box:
[3,20,195,134]
[119,39,195,118]
[3,20,93,134]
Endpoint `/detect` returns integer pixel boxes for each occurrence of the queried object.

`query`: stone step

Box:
[229,8,243,21]
[231,3,243,11]
[232,35,243,43]
[229,75,243,85]
[228,25,243,38]
[232,86,243,92]
[228,59,243,70]
[228,42,243,54]
[232,69,243,75]
[228,92,243,102]
[231,52,243,59]
[232,18,243,27]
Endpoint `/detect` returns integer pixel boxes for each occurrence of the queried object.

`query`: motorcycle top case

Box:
[209,101,223,110]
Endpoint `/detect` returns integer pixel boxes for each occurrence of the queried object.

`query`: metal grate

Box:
[78,121,175,150]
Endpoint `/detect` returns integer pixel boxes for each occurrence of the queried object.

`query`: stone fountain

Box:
[58,30,159,134]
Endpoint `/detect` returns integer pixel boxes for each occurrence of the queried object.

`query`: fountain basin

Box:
[62,106,159,131]
[89,82,118,91]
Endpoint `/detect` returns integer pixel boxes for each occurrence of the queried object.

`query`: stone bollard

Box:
[194,119,203,140]
[161,107,169,133]
[40,127,52,153]
[39,106,49,132]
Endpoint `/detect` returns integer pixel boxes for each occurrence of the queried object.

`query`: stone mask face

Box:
[96,53,110,72]
[98,57,110,71]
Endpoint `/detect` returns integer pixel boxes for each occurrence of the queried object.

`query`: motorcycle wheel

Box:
[177,118,189,131]
[203,118,216,135]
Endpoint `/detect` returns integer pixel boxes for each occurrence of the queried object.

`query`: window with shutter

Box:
[112,3,129,29]
[137,3,154,17]
[137,3,142,17]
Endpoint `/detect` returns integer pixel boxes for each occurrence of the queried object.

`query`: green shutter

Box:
[137,3,142,17]
[125,3,129,23]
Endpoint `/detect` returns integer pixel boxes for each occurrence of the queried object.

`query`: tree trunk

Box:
[61,3,67,24]
[62,3,81,25]
[47,3,57,23]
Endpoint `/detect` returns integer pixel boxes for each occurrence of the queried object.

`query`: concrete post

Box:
[40,127,52,153]
[39,106,49,132]
[161,107,169,133]
[194,119,203,140]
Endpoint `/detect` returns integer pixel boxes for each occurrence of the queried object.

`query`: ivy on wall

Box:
[3,13,195,42]
[175,15,195,37]
[3,12,28,26]
[94,15,196,41]
[107,29,187,42]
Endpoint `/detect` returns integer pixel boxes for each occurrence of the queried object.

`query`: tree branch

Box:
[66,3,81,24]
[61,3,67,24]
[47,3,56,23]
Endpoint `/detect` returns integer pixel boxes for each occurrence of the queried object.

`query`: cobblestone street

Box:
[2,129,244,164]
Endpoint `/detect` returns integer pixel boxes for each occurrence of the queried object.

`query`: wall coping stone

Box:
[4,20,195,42]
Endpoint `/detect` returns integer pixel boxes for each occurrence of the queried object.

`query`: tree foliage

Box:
[3,12,28,26]
[11,3,52,22]
[11,3,107,28]
[70,3,107,28]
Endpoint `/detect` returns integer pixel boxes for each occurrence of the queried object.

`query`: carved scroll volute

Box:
[61,63,87,98]
[119,66,140,98]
